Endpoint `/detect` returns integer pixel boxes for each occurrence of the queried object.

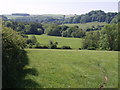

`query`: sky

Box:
[0,0,119,15]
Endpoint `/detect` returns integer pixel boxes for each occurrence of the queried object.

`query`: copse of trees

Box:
[62,26,86,38]
[43,23,86,38]
[99,23,118,51]
[4,21,44,35]
[44,23,62,36]
[82,23,119,51]
[82,31,100,50]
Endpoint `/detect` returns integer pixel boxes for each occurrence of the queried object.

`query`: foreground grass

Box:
[28,34,83,49]
[24,49,118,88]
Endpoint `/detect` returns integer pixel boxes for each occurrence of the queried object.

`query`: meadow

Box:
[24,49,118,88]
[28,34,83,49]
[63,22,107,30]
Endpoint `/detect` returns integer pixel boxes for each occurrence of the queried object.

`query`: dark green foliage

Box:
[25,23,44,35]
[99,24,118,51]
[29,35,37,45]
[71,29,86,38]
[4,21,12,27]
[88,47,96,50]
[61,46,71,49]
[61,26,86,38]
[110,13,120,24]
[2,27,33,88]
[68,10,117,24]
[44,24,61,36]
[26,35,42,49]
[61,25,69,31]
[43,24,85,38]
[2,27,40,88]
[4,21,44,35]
[85,25,104,31]
[49,41,58,49]
[82,31,100,50]
[83,23,118,51]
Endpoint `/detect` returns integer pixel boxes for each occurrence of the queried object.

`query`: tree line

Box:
[3,10,118,24]
[3,21,86,38]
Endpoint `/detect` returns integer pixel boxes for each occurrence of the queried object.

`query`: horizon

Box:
[2,10,118,16]
[0,0,119,15]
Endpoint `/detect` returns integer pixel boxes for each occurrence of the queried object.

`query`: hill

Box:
[62,22,107,30]
[4,10,117,24]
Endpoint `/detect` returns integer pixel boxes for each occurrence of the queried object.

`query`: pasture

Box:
[63,22,107,30]
[28,34,83,49]
[24,49,118,88]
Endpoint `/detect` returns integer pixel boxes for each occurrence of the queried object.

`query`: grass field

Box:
[28,34,83,49]
[63,22,107,30]
[24,49,118,88]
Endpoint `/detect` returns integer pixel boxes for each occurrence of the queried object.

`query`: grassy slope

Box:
[25,49,118,88]
[28,34,83,49]
[63,22,107,30]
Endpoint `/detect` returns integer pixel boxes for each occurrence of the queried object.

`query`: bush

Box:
[35,45,49,49]
[78,48,82,50]
[49,41,58,49]
[88,47,96,50]
[2,27,27,87]
[49,44,57,49]
[61,46,71,49]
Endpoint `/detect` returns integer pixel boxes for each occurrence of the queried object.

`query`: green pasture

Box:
[63,22,107,30]
[24,49,118,88]
[28,34,83,49]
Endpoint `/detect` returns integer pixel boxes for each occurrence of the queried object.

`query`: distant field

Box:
[63,22,107,30]
[5,14,73,20]
[28,34,83,49]
[4,15,25,19]
[42,14,73,18]
[24,49,118,88]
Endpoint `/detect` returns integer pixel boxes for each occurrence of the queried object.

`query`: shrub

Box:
[88,47,96,50]
[78,48,82,50]
[49,41,58,49]
[61,46,71,49]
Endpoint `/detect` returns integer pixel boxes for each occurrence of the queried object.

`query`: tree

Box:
[29,35,37,45]
[99,24,118,50]
[82,31,100,50]
[29,23,38,34]
[49,40,58,49]
[4,21,12,27]
[2,27,27,87]
[44,24,61,36]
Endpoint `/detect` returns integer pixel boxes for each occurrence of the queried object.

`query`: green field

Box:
[24,49,118,88]
[63,22,107,30]
[4,15,25,19]
[28,34,83,49]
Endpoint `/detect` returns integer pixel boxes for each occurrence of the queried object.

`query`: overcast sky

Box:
[0,0,119,15]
